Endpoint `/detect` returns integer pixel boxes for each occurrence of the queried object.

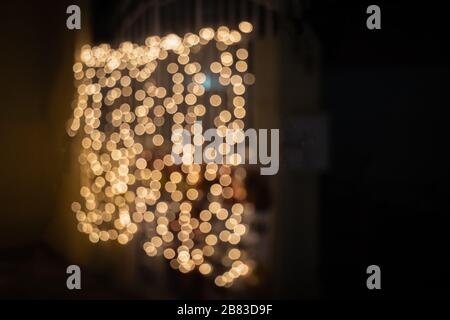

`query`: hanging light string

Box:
[68,22,256,287]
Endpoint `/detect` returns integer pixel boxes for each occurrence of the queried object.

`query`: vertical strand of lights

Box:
[68,22,256,287]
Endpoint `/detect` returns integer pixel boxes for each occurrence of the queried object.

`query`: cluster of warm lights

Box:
[68,21,256,287]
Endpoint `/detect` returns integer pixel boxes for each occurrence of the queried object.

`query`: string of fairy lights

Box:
[68,21,256,287]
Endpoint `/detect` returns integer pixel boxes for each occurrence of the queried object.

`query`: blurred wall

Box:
[0,1,137,295]
[0,1,77,249]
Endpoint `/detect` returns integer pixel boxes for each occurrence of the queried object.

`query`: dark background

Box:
[0,0,449,299]
[313,1,450,298]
